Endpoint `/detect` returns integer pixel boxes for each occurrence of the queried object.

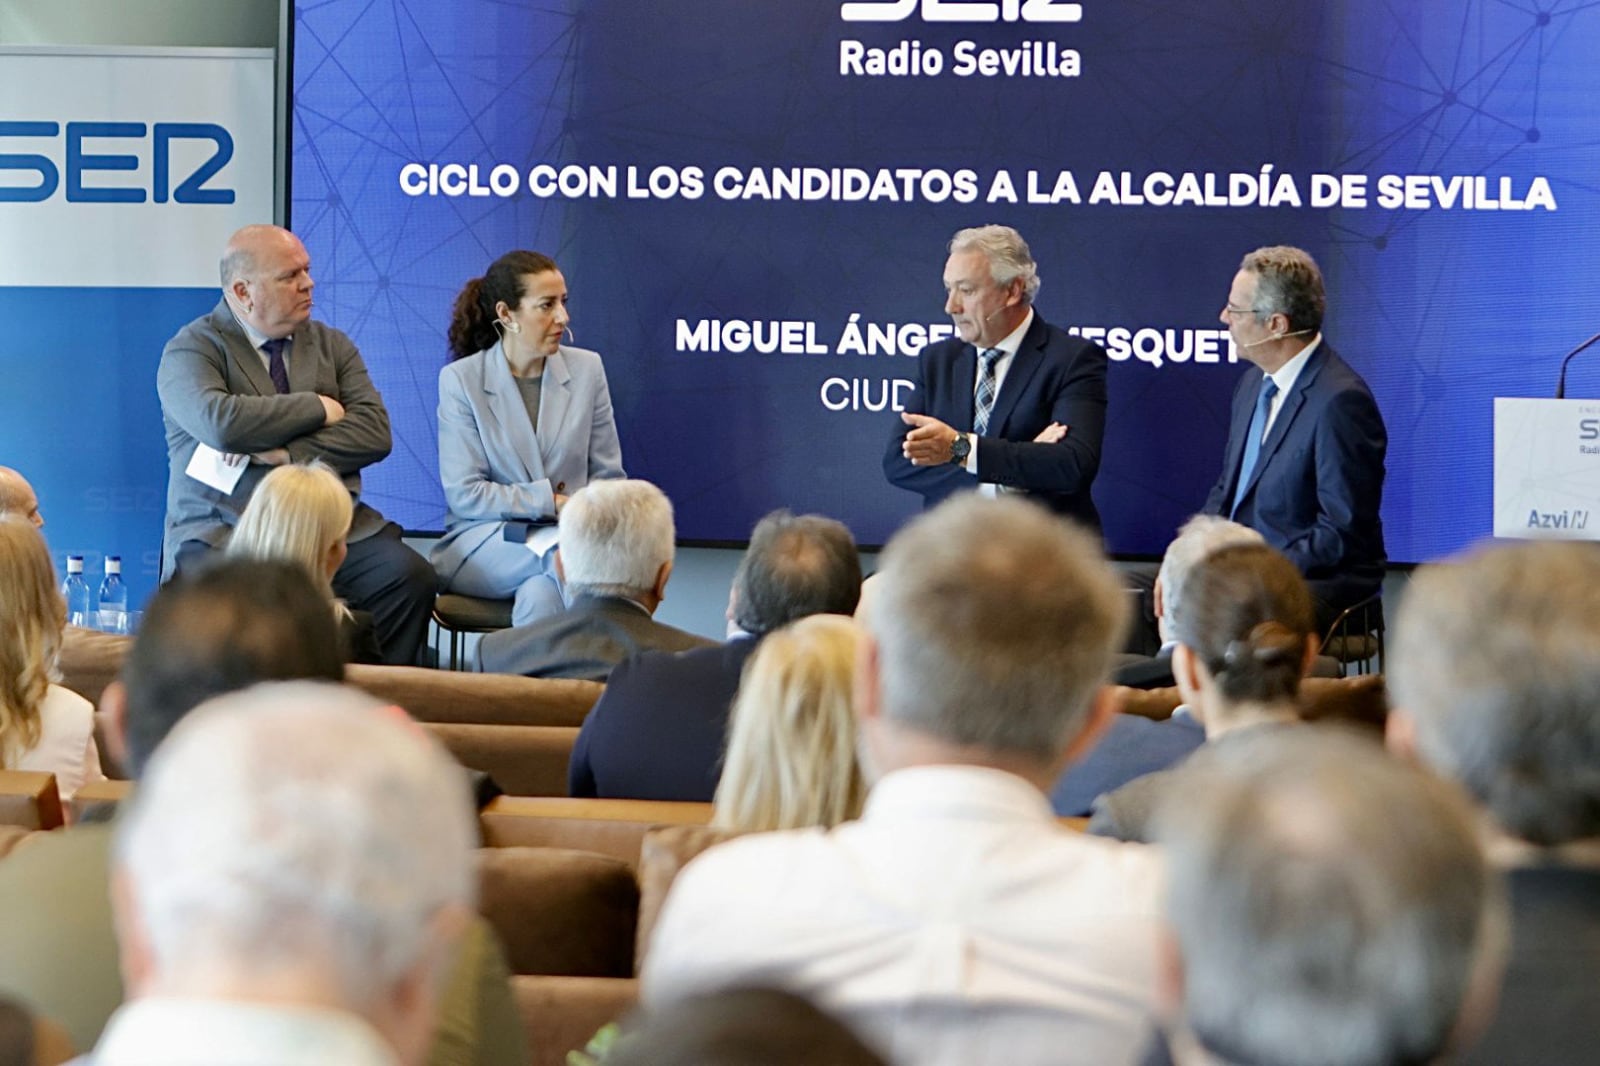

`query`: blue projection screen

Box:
[291,1,1600,560]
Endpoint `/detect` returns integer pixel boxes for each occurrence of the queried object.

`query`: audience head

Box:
[220,224,314,340]
[730,510,861,636]
[714,614,868,833]
[859,496,1127,782]
[0,519,63,764]
[1236,245,1326,335]
[1155,514,1264,643]
[225,462,353,599]
[606,987,888,1066]
[447,249,562,360]
[111,682,476,1065]
[556,479,675,608]
[1390,540,1600,846]
[1169,543,1317,725]
[0,468,43,529]
[105,558,344,779]
[1155,728,1504,1066]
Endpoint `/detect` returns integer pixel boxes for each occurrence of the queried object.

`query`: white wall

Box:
[0,1,277,46]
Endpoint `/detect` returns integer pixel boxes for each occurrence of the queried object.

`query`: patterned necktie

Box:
[1230,376,1279,516]
[263,338,290,395]
[973,347,1002,436]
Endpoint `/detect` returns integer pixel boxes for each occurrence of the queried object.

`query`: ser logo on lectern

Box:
[0,121,235,204]
[841,0,1082,22]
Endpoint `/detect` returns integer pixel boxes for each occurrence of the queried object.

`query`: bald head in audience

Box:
[0,468,42,530]
[100,558,344,779]
[105,683,476,1066]
[1154,728,1504,1066]
[728,510,861,636]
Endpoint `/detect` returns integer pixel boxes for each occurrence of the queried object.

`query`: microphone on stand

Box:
[1554,331,1600,398]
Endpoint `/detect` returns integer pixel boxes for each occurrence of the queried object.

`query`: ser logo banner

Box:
[0,121,235,204]
[842,0,1082,21]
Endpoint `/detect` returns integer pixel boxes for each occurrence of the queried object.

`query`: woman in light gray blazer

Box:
[432,250,624,624]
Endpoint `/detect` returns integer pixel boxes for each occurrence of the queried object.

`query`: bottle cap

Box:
[106,556,122,574]
[67,555,84,573]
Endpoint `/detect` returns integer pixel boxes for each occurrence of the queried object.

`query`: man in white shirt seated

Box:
[642,495,1166,1066]
[83,682,477,1066]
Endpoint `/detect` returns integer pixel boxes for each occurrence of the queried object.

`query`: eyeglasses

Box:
[1223,304,1266,318]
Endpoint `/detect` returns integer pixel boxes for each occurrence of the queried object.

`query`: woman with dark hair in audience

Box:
[713,614,868,833]
[1088,543,1318,842]
[431,250,625,625]
[0,519,104,806]
[226,462,382,664]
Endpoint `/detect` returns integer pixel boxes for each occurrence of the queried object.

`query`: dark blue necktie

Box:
[263,338,290,394]
[973,348,1002,436]
[1230,376,1278,516]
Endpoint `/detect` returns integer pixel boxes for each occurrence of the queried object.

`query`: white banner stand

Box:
[1493,398,1600,540]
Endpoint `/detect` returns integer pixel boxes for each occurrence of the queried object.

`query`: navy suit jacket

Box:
[1203,342,1386,608]
[568,636,759,800]
[884,311,1108,530]
[1050,712,1206,817]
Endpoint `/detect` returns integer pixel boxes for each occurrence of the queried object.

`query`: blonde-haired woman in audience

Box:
[713,614,868,832]
[226,462,381,664]
[0,518,104,806]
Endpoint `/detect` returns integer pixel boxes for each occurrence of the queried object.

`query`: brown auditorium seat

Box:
[424,724,578,797]
[635,824,744,972]
[346,664,603,728]
[480,797,714,867]
[67,778,132,824]
[1115,674,1389,731]
[476,847,639,978]
[512,975,638,1066]
[0,771,64,830]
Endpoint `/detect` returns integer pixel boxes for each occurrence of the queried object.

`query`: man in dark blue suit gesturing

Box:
[1203,246,1387,632]
[884,225,1108,532]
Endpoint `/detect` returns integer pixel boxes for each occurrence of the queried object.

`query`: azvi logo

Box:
[841,0,1082,22]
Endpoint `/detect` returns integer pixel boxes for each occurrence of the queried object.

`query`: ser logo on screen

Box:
[1580,418,1600,441]
[841,0,1082,22]
[0,121,235,204]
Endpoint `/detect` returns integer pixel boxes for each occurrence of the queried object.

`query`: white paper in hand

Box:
[186,443,249,495]
[528,523,561,559]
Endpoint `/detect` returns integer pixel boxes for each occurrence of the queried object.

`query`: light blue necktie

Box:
[1230,376,1278,516]
[973,348,1002,436]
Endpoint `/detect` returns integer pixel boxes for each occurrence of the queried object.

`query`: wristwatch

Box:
[949,433,971,465]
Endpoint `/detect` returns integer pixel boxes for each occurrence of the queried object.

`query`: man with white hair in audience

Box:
[1387,540,1600,1064]
[1146,728,1504,1066]
[1051,515,1265,814]
[643,495,1164,1065]
[85,682,478,1066]
[0,465,44,528]
[477,479,711,679]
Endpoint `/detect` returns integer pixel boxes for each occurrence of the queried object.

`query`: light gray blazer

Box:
[157,298,393,575]
[431,342,624,584]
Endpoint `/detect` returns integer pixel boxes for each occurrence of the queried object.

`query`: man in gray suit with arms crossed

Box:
[157,224,435,664]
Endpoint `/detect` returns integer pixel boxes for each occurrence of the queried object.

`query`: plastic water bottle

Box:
[98,556,128,634]
[62,555,92,629]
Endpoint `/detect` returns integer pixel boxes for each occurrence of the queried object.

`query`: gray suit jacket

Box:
[157,299,392,574]
[477,594,712,681]
[431,343,624,586]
